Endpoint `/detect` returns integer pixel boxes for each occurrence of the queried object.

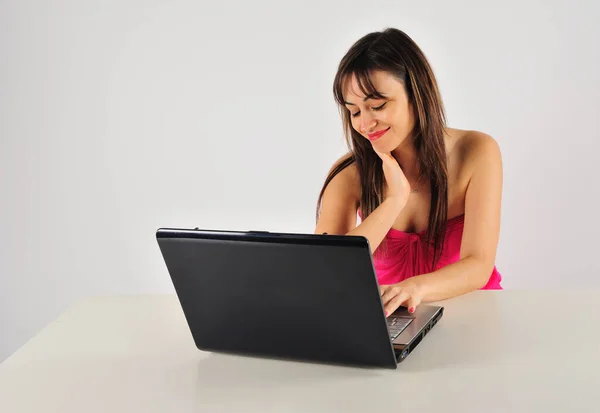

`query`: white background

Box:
[2,0,599,362]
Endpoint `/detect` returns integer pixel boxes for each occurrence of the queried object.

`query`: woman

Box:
[315,28,503,317]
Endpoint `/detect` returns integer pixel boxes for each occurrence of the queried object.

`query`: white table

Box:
[1,290,599,412]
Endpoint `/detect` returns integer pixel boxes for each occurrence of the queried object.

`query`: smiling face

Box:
[343,70,416,153]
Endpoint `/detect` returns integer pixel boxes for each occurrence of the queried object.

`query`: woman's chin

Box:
[369,136,397,152]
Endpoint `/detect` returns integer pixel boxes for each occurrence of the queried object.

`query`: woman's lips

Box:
[368,127,390,141]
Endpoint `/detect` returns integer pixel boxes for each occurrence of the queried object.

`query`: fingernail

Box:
[409,307,415,313]
[384,311,389,317]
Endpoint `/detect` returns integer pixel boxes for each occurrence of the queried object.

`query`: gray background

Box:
[1,0,599,362]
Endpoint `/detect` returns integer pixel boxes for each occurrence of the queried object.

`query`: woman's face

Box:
[343,70,416,153]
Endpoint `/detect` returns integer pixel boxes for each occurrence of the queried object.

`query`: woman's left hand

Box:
[380,277,424,317]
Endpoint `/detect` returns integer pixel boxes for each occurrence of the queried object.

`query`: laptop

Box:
[156,227,443,369]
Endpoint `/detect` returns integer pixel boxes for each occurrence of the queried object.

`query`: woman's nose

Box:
[360,113,377,133]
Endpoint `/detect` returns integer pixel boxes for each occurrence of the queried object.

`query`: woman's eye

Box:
[351,102,386,118]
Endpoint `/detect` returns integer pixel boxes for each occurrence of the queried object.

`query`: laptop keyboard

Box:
[387,317,412,340]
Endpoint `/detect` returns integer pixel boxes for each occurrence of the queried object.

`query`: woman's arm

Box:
[315,155,408,253]
[381,132,503,314]
[417,133,503,300]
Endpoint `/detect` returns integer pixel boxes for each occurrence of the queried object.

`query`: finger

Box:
[379,153,394,165]
[384,290,410,316]
[406,295,422,314]
[380,285,392,301]
[372,147,392,162]
[381,286,400,306]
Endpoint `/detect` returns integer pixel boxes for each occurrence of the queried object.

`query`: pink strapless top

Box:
[371,214,502,289]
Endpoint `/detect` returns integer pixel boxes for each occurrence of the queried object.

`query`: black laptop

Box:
[156,227,443,369]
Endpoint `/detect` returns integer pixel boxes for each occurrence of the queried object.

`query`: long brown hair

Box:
[316,28,449,271]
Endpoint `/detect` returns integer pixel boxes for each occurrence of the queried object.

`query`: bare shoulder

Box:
[450,129,502,176]
[325,152,361,200]
[462,130,501,156]
[314,152,361,235]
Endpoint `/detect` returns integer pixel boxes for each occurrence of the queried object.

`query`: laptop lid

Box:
[156,228,399,369]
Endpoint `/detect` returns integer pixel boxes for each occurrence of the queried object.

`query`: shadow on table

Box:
[195,349,385,386]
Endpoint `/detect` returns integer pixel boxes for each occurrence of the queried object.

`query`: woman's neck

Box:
[391,139,419,177]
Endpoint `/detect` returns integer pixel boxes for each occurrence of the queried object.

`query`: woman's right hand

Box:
[372,149,411,202]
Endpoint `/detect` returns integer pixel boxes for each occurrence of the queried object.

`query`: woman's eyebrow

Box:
[344,94,386,105]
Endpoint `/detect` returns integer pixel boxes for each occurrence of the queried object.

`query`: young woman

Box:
[315,28,503,317]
